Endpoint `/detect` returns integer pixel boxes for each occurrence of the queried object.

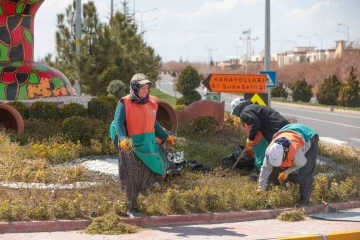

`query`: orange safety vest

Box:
[269,130,305,168]
[121,95,167,175]
[122,96,158,136]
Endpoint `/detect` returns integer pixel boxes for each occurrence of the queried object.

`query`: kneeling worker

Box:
[257,123,319,207]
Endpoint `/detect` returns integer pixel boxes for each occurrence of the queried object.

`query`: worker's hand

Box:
[166,135,176,146]
[246,139,255,148]
[278,172,288,181]
[119,138,133,151]
[245,147,254,158]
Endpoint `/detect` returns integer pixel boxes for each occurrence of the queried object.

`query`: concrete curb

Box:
[0,201,359,234]
[272,101,360,116]
[277,230,360,240]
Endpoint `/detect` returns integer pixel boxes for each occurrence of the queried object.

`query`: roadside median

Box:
[1,201,358,233]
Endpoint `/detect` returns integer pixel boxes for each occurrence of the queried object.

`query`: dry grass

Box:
[277,209,306,222]
[0,117,360,223]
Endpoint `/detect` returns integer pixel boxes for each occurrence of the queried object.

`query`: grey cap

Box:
[131,73,152,85]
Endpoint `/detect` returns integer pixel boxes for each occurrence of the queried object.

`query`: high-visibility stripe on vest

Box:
[269,130,305,168]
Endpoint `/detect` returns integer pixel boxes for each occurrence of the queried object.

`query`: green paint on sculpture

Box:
[28,73,40,84]
[18,85,29,100]
[52,77,62,88]
[16,2,24,14]
[0,0,75,101]
[10,62,23,67]
[0,43,9,61]
[33,65,48,71]
[24,29,33,44]
[0,84,6,100]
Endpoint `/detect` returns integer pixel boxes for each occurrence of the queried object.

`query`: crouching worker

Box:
[230,98,289,171]
[256,123,319,207]
[109,73,175,217]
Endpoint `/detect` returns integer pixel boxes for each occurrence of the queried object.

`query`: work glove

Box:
[119,138,133,151]
[245,147,254,158]
[246,139,255,148]
[166,135,176,146]
[278,172,288,181]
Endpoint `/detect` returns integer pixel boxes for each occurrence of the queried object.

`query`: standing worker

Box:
[230,98,289,170]
[109,73,175,217]
[257,123,319,207]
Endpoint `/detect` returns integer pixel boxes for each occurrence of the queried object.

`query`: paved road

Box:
[157,75,360,150]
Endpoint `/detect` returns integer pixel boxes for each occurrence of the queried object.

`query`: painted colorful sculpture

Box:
[0,0,74,100]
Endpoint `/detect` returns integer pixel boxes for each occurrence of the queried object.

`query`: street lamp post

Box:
[283,39,296,49]
[313,34,323,49]
[297,35,311,47]
[338,23,350,45]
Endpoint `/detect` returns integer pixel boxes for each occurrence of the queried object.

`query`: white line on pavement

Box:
[280,112,360,130]
[274,105,360,119]
[319,137,348,146]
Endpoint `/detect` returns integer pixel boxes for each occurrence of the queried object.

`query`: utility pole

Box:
[110,0,113,18]
[264,0,271,107]
[75,0,81,96]
[204,45,217,72]
[240,29,258,73]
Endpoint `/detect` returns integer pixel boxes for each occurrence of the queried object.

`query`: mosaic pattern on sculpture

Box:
[0,0,74,100]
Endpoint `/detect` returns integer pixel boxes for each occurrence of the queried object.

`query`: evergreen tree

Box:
[291,79,313,102]
[337,67,360,107]
[271,83,287,98]
[43,0,160,96]
[176,66,201,105]
[317,75,342,105]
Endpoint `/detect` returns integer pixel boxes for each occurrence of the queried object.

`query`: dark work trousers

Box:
[267,134,319,200]
[114,136,159,210]
[113,135,125,191]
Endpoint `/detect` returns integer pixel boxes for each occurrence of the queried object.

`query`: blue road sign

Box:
[260,71,277,88]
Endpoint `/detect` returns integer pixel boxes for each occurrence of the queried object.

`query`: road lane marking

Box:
[319,137,347,146]
[274,105,360,119]
[279,112,360,130]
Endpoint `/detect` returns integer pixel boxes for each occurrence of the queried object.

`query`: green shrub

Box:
[7,101,29,119]
[291,79,313,102]
[61,103,87,119]
[106,80,127,100]
[61,116,107,145]
[337,67,360,107]
[88,98,114,122]
[176,97,187,106]
[29,102,60,121]
[192,116,219,134]
[184,90,202,105]
[174,104,186,110]
[176,66,201,95]
[317,75,342,105]
[24,119,62,141]
[271,84,287,98]
[176,91,201,106]
[97,96,118,112]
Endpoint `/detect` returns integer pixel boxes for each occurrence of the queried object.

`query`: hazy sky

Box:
[34,0,360,63]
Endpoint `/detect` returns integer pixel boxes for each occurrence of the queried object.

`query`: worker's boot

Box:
[295,198,310,207]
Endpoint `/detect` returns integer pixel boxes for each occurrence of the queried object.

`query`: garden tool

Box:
[221,146,249,174]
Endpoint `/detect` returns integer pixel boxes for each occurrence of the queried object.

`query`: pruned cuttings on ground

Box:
[277,209,307,222]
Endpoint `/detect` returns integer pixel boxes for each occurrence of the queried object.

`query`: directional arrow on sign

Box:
[202,73,267,93]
